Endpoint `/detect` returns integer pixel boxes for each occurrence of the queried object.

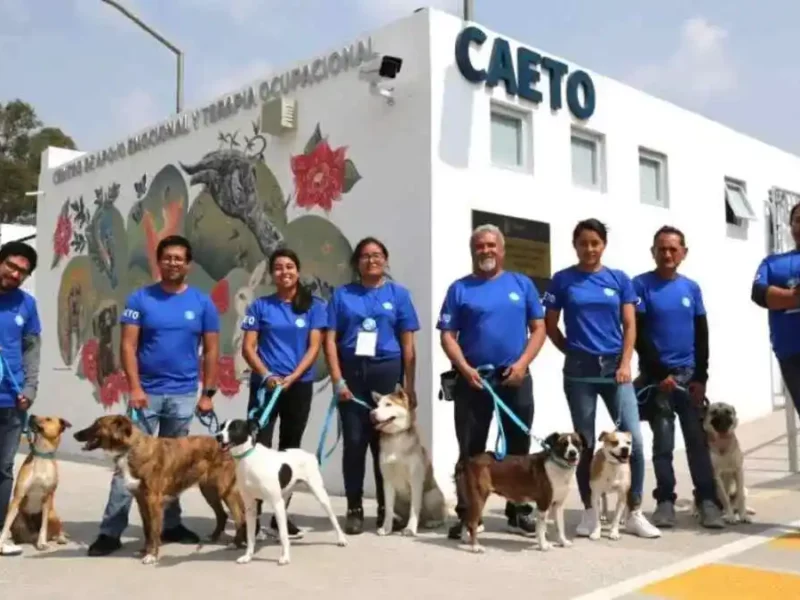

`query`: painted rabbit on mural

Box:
[232,259,268,379]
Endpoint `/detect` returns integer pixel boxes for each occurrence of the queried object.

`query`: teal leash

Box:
[0,351,54,459]
[316,390,372,467]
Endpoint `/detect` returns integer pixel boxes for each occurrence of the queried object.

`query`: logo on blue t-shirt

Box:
[509,292,520,302]
[184,310,195,320]
[382,301,393,310]
[295,317,306,328]
[14,314,23,326]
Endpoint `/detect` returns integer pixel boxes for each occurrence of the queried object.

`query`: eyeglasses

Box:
[359,253,385,262]
[3,259,30,277]
[159,256,187,265]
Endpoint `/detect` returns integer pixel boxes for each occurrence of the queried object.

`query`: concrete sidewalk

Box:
[1,410,799,600]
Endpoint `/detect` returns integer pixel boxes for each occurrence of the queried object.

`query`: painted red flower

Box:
[111,370,130,395]
[81,338,99,383]
[211,279,229,314]
[217,355,240,397]
[53,213,73,257]
[291,140,346,212]
[99,376,120,408]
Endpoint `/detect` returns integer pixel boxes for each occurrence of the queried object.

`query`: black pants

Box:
[247,379,314,519]
[453,368,534,520]
[338,356,403,510]
[779,353,800,418]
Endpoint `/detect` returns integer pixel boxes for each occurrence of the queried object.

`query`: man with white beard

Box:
[437,224,547,541]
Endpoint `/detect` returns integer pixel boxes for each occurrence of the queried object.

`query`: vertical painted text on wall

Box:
[454,25,596,120]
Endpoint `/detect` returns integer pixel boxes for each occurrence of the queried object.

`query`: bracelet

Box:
[333,379,347,393]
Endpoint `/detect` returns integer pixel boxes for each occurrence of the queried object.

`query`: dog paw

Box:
[740,513,753,524]
[35,541,50,551]
[539,541,552,551]
[401,527,417,537]
[468,544,485,554]
[141,554,158,565]
[608,530,621,541]
[236,554,253,565]
[277,554,290,566]
[723,513,738,524]
[376,527,389,537]
[337,536,348,547]
[588,530,602,541]
[557,539,573,548]
[55,535,68,545]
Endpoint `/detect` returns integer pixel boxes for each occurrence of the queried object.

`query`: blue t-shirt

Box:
[543,266,637,356]
[753,250,800,360]
[0,289,41,408]
[328,280,420,361]
[120,284,220,395]
[633,271,706,369]
[436,271,544,369]
[241,294,328,382]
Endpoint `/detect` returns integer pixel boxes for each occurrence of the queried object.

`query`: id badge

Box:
[355,331,378,357]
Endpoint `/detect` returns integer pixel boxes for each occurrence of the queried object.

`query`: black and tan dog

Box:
[455,432,584,553]
[74,415,246,564]
[0,415,71,556]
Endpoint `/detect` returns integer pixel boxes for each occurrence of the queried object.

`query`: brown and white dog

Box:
[73,415,246,564]
[455,432,584,553]
[0,415,71,556]
[589,430,632,541]
[370,384,448,536]
[702,402,753,523]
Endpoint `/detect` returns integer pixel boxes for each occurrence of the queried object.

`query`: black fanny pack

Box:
[438,369,459,402]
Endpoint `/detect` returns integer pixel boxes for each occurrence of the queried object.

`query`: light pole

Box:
[100,0,184,114]
[463,0,475,20]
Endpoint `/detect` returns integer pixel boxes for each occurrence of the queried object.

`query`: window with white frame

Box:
[724,178,757,225]
[490,103,528,169]
[638,148,669,208]
[571,127,605,191]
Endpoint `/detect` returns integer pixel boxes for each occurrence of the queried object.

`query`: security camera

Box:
[359,55,403,106]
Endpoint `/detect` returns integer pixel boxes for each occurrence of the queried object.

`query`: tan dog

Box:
[703,402,752,524]
[370,384,448,536]
[0,415,71,556]
[455,432,584,553]
[589,430,632,541]
[73,415,246,564]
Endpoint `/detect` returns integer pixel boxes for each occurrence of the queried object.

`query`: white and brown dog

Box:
[215,419,347,566]
[703,402,753,524]
[589,430,632,541]
[0,415,71,556]
[455,432,584,553]
[370,384,448,536]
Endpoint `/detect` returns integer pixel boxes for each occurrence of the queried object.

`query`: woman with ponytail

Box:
[240,247,328,539]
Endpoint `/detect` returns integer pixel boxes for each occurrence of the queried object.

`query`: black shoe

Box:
[87,534,122,556]
[344,507,364,535]
[269,516,304,539]
[161,524,201,544]
[376,506,405,532]
[507,512,537,537]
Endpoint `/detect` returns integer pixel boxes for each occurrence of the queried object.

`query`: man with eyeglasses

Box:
[87,235,221,556]
[0,241,42,556]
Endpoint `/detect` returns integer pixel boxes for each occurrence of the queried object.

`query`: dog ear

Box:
[598,431,608,442]
[394,382,404,395]
[59,418,72,432]
[544,432,560,449]
[371,390,383,403]
[248,420,260,439]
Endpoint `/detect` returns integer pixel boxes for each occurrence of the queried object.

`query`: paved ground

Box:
[2,410,800,599]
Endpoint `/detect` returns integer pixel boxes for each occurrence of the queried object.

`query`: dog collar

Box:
[548,455,574,470]
[231,447,256,460]
[31,447,56,459]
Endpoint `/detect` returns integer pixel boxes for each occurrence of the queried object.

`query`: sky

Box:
[2,0,799,156]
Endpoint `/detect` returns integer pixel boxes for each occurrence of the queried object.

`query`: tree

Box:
[0,99,77,223]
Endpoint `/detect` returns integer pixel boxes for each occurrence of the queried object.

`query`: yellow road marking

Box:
[769,532,800,550]
[639,563,800,599]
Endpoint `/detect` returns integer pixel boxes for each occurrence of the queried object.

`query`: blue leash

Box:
[0,351,53,458]
[474,365,534,461]
[316,392,372,467]
[248,384,284,429]
[127,402,222,435]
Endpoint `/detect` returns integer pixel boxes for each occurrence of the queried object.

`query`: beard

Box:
[477,257,497,272]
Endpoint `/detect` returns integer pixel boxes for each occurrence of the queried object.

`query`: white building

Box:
[33,8,800,499]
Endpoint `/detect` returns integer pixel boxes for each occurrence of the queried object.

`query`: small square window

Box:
[490,104,529,169]
[725,179,757,225]
[639,148,669,208]
[571,128,605,191]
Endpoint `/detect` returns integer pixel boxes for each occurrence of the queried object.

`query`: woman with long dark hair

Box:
[324,237,420,535]
[543,219,661,540]
[241,247,328,539]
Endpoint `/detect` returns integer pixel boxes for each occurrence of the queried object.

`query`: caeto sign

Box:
[455,25,596,120]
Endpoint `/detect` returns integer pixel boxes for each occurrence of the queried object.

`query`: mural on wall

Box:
[52,118,364,409]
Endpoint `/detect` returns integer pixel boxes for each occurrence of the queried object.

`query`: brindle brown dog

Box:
[74,415,246,564]
[0,415,71,555]
[455,432,584,553]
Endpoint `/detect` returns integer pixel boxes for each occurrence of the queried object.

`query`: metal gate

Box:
[766,186,800,472]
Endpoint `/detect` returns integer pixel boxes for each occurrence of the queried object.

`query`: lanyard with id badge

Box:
[354,289,384,358]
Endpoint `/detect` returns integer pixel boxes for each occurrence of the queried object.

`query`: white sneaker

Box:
[575,508,597,537]
[626,510,662,538]
[0,542,22,556]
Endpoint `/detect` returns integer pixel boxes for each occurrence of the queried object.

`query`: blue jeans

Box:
[563,350,645,509]
[98,393,195,538]
[0,407,24,529]
[639,368,717,507]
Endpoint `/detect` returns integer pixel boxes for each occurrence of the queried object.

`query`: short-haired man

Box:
[87,235,221,556]
[633,226,723,529]
[438,224,547,540]
[0,242,41,556]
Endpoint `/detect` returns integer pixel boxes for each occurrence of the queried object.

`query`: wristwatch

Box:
[202,388,217,398]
